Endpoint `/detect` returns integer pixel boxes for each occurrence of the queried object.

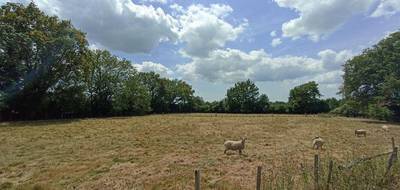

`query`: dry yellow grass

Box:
[0,114,399,189]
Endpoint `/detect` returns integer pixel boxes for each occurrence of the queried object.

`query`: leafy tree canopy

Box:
[341,31,400,120]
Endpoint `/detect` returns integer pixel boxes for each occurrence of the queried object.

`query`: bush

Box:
[269,101,289,113]
[331,100,362,117]
[367,104,393,121]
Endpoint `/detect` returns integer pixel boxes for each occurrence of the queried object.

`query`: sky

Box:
[2,0,400,101]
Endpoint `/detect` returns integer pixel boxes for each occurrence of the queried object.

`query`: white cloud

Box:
[371,0,400,17]
[318,49,353,70]
[270,30,277,37]
[7,0,178,53]
[3,1,249,57]
[140,0,169,5]
[271,38,282,47]
[273,0,375,41]
[177,48,352,83]
[176,4,247,57]
[133,61,173,78]
[312,70,344,84]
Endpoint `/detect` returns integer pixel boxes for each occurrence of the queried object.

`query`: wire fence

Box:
[193,137,398,190]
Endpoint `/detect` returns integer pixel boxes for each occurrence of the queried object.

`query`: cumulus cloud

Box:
[6,1,248,56]
[175,4,247,57]
[371,0,400,17]
[273,0,375,41]
[133,61,174,78]
[270,30,277,37]
[140,0,169,5]
[177,48,352,83]
[271,38,282,47]
[312,70,344,84]
[318,49,353,70]
[7,0,178,53]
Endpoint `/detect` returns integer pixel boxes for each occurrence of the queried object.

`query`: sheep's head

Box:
[241,137,247,143]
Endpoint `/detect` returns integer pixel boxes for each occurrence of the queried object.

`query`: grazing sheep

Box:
[382,125,389,132]
[355,129,367,137]
[312,136,324,150]
[224,137,246,155]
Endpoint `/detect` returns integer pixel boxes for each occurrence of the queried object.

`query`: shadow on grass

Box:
[0,118,81,128]
[361,120,400,126]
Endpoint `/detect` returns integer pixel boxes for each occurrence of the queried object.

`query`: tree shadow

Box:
[361,120,400,126]
[0,118,81,128]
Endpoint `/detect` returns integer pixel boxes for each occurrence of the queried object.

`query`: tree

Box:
[192,96,208,112]
[323,98,341,111]
[137,72,196,113]
[0,2,87,119]
[341,31,400,120]
[269,101,289,114]
[83,50,135,116]
[114,76,151,115]
[256,94,270,113]
[288,81,322,114]
[226,79,260,113]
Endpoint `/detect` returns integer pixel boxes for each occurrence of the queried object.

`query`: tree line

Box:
[0,3,398,121]
[334,31,400,121]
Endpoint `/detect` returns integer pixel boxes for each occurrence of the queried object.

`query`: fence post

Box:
[392,137,396,150]
[326,160,333,190]
[256,166,262,190]
[388,147,398,170]
[195,169,200,190]
[314,154,320,190]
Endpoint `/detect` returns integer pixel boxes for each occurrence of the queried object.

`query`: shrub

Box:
[367,104,393,121]
[331,100,362,117]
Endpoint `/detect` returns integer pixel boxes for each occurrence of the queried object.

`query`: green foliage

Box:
[288,81,323,114]
[0,2,199,120]
[226,79,263,113]
[367,104,393,121]
[341,30,400,120]
[0,2,87,119]
[256,94,270,113]
[332,100,362,117]
[114,76,151,115]
[137,72,196,113]
[323,98,341,111]
[83,50,136,116]
[269,101,289,114]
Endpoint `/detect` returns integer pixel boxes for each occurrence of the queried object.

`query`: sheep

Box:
[355,129,367,137]
[312,136,324,150]
[382,125,389,132]
[224,137,246,155]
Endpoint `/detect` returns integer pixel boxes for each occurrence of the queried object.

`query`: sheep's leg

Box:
[224,149,227,154]
[239,150,242,155]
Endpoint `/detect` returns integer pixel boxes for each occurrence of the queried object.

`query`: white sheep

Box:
[382,125,389,132]
[224,137,246,155]
[312,136,324,150]
[355,129,367,137]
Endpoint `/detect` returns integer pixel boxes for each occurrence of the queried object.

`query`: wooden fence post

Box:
[326,160,333,190]
[314,154,320,190]
[195,169,200,190]
[256,166,262,190]
[392,137,396,150]
[387,147,398,170]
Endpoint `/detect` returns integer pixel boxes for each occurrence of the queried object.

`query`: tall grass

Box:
[259,153,399,190]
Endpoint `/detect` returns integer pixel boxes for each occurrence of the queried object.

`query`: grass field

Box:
[0,114,399,189]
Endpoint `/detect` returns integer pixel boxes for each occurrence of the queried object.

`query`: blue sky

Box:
[3,0,400,101]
